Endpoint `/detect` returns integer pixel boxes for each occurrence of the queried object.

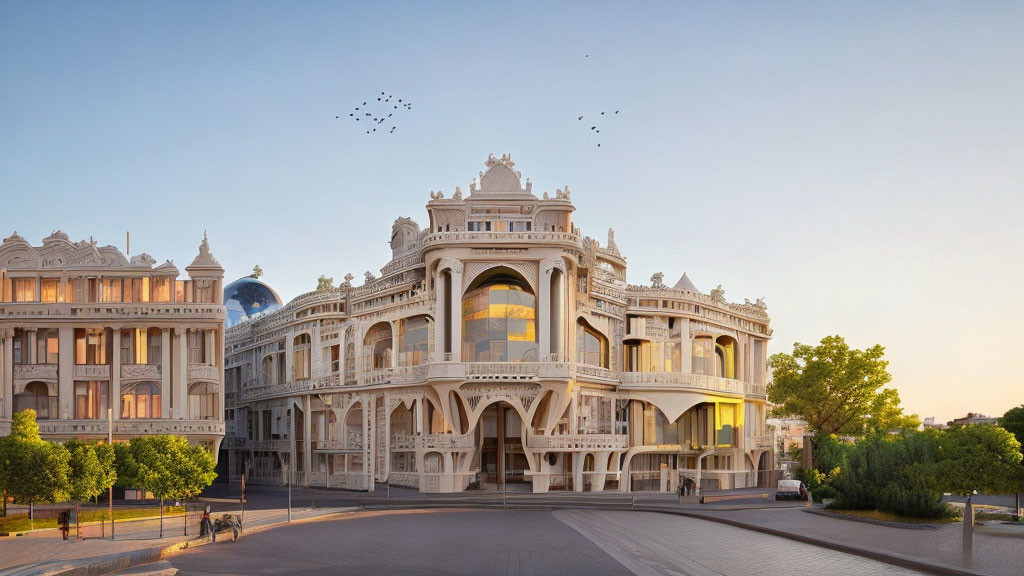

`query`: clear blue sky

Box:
[2,1,1022,423]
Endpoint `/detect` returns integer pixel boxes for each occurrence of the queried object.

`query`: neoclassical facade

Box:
[0,232,226,453]
[223,154,773,493]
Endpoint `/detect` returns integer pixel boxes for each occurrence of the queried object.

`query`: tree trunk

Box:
[2,489,7,517]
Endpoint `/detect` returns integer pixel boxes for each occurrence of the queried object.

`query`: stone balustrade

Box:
[73,364,111,380]
[35,418,224,436]
[13,363,58,381]
[0,302,224,321]
[422,230,581,249]
[187,363,219,382]
[120,363,160,381]
[526,433,630,451]
[390,432,476,451]
[745,382,768,397]
[252,439,291,452]
[619,372,744,395]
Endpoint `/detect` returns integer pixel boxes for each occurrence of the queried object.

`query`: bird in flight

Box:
[339,91,415,135]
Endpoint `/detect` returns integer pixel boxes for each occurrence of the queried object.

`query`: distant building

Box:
[766,417,807,459]
[947,413,998,427]
[922,416,948,430]
[0,231,226,455]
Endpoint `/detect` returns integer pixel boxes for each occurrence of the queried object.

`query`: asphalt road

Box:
[168,509,926,576]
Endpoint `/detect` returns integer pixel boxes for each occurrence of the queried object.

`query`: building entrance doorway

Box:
[479,402,529,490]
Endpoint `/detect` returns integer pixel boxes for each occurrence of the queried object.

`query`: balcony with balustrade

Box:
[619,372,745,396]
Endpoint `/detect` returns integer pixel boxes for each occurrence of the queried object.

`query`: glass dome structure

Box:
[223,276,284,327]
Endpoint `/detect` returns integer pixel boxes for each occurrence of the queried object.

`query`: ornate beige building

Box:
[0,231,226,453]
[223,154,773,493]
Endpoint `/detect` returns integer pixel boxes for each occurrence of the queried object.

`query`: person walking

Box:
[200,506,214,540]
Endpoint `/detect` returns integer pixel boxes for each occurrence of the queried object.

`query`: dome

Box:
[223,276,284,327]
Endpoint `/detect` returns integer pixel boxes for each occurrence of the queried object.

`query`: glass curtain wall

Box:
[462,274,537,362]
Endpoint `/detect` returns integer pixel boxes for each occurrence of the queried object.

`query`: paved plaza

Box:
[168,509,926,576]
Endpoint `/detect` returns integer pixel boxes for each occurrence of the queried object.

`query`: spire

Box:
[673,273,699,293]
[187,231,222,271]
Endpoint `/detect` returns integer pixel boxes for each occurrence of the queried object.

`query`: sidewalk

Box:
[0,502,356,576]
[667,506,1023,576]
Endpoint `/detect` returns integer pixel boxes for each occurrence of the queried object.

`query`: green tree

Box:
[1000,404,1024,450]
[125,436,217,501]
[936,425,1024,497]
[768,335,915,435]
[65,440,117,503]
[0,411,72,515]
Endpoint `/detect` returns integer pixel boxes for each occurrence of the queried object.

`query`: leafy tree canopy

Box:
[999,404,1024,450]
[768,335,917,435]
[123,436,217,500]
[936,425,1024,496]
[0,411,71,507]
[65,440,117,502]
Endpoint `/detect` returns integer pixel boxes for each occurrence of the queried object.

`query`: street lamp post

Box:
[107,408,114,540]
[284,465,291,522]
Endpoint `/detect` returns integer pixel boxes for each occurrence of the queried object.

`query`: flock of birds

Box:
[336,92,413,135]
[336,56,619,148]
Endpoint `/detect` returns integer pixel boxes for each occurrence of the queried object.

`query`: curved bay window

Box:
[120,381,161,419]
[397,315,432,366]
[576,320,608,368]
[462,272,536,362]
[188,382,218,420]
[14,381,57,420]
[363,322,393,370]
[715,336,737,379]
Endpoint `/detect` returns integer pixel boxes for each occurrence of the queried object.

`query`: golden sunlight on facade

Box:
[222,154,774,493]
[0,231,226,454]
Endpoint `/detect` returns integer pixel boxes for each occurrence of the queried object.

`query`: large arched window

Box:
[188,382,218,420]
[397,315,432,367]
[576,319,608,368]
[462,271,536,362]
[363,323,393,370]
[120,381,161,419]
[715,336,737,379]
[14,381,55,420]
[692,336,714,376]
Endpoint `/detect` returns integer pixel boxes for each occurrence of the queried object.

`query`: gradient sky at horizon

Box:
[2,1,1021,424]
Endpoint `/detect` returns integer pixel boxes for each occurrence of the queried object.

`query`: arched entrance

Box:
[478,401,529,490]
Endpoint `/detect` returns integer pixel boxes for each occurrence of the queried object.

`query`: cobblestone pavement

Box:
[684,507,1023,576]
[169,510,633,576]
[556,510,924,576]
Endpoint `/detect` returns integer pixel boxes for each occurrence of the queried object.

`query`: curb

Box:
[803,506,943,530]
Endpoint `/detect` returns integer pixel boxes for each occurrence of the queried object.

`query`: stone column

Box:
[27,329,37,364]
[434,270,446,359]
[58,327,74,419]
[174,328,187,419]
[1,331,12,419]
[538,264,552,360]
[160,329,171,418]
[390,321,398,368]
[681,319,692,372]
[303,394,312,480]
[449,266,463,362]
[285,332,294,382]
[111,328,121,420]
[311,323,322,378]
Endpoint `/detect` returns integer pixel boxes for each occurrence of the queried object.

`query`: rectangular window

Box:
[101,278,122,302]
[175,281,188,303]
[75,381,109,420]
[126,278,150,303]
[37,328,59,364]
[12,328,28,364]
[148,329,162,365]
[13,278,34,302]
[40,278,63,303]
[151,278,171,302]
[75,328,107,364]
[70,278,88,303]
[188,330,206,364]
[120,329,134,364]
